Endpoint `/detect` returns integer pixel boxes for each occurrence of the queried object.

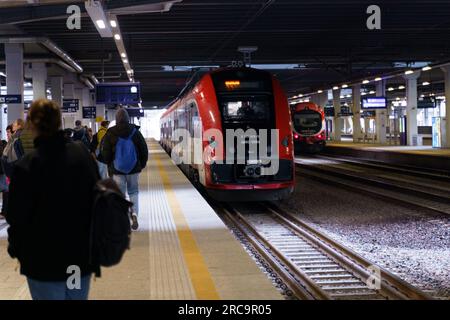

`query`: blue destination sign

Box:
[62,99,79,113]
[324,106,335,117]
[417,97,436,109]
[82,106,96,119]
[96,82,141,105]
[361,97,387,110]
[338,105,353,117]
[0,94,22,104]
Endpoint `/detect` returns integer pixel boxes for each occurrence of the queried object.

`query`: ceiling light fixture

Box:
[422,81,430,86]
[404,70,414,75]
[85,1,113,38]
[398,85,405,90]
[375,77,382,82]
[362,80,370,84]
[422,66,432,71]
[342,84,348,88]
[333,86,339,90]
[96,20,106,29]
[110,20,117,28]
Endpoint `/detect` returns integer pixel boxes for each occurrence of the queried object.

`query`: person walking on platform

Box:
[6,99,100,300]
[1,120,26,216]
[72,120,90,149]
[90,120,110,179]
[101,108,148,231]
[0,134,8,220]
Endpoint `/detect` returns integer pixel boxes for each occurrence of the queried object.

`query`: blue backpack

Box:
[114,128,138,174]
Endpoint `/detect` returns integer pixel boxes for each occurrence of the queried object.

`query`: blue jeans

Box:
[0,174,8,192]
[113,173,139,216]
[27,275,91,300]
[97,161,108,180]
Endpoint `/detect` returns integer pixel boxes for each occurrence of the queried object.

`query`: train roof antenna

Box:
[238,46,258,67]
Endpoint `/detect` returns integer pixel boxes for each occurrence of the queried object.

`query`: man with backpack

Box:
[73,120,90,149]
[101,108,148,231]
[90,121,110,179]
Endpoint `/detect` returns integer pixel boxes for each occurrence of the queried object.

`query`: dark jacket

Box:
[101,123,148,175]
[6,131,100,281]
[73,126,90,149]
[0,140,6,175]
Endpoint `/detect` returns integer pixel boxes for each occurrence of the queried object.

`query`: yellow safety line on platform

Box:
[153,150,220,300]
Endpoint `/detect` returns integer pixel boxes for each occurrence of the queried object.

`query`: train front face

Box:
[204,68,295,202]
[292,103,326,153]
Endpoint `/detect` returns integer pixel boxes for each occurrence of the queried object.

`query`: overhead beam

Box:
[0,0,178,24]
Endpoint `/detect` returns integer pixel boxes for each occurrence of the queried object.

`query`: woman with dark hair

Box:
[6,99,100,300]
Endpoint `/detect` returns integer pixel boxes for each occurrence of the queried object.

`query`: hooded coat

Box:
[100,110,148,175]
[6,131,100,281]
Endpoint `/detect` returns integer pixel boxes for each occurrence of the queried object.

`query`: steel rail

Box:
[265,203,432,300]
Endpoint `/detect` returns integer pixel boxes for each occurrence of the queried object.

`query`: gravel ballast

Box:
[279,176,450,299]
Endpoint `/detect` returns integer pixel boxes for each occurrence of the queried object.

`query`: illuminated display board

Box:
[361,97,387,110]
[96,82,141,105]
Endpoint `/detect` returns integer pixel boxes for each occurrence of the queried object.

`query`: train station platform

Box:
[324,142,450,171]
[0,140,282,300]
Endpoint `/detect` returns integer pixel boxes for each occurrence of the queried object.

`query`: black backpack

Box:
[90,178,133,267]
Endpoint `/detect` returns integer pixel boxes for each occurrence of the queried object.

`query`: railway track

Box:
[295,155,450,216]
[218,202,431,300]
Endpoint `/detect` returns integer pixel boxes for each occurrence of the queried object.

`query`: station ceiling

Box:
[1,0,450,107]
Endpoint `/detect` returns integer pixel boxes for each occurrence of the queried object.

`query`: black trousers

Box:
[1,191,8,216]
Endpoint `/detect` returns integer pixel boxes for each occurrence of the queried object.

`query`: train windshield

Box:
[293,111,322,135]
[221,96,270,122]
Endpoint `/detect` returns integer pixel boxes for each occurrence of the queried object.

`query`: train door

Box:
[399,116,407,146]
[188,102,205,185]
[187,103,196,164]
[325,119,333,140]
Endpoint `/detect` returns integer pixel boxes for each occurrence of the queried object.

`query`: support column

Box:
[352,85,362,142]
[403,72,421,146]
[442,66,450,148]
[32,62,47,100]
[96,105,106,121]
[376,80,387,144]
[63,83,75,129]
[107,108,117,123]
[81,87,93,128]
[74,88,83,123]
[332,89,341,141]
[5,43,24,125]
[318,91,328,108]
[50,76,63,107]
